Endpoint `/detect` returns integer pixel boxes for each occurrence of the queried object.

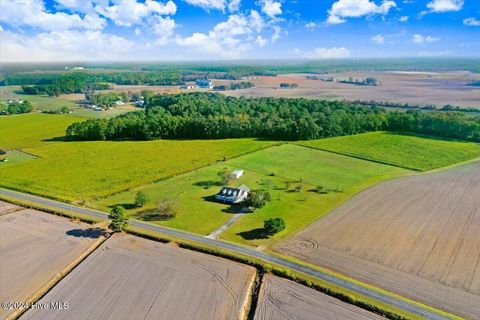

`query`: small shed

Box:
[231,170,244,179]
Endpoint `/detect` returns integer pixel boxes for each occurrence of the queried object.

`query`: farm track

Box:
[277,161,480,319]
[254,274,384,320]
[0,188,453,320]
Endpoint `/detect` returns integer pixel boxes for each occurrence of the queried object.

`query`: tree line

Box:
[65,93,480,142]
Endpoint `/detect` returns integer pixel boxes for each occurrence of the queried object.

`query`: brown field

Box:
[225,71,480,108]
[276,162,480,319]
[0,203,104,320]
[0,200,22,216]
[254,274,383,320]
[22,233,256,320]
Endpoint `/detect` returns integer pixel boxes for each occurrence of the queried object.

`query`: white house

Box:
[215,184,250,204]
[230,170,244,179]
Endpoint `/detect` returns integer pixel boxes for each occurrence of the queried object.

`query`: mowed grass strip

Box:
[0,139,275,202]
[0,113,84,150]
[297,131,480,171]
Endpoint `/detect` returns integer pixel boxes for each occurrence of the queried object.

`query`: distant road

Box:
[0,188,452,320]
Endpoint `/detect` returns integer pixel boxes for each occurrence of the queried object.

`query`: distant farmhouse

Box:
[196,78,214,89]
[215,185,250,204]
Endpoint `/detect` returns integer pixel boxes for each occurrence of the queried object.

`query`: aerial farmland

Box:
[21,233,256,320]
[276,161,480,319]
[254,274,383,320]
[0,202,105,320]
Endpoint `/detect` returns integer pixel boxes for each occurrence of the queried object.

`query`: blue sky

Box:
[0,0,479,61]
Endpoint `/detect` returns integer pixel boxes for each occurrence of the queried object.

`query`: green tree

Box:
[135,191,150,207]
[264,218,286,235]
[217,168,231,185]
[244,190,271,209]
[108,206,129,232]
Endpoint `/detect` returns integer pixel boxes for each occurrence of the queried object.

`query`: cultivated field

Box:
[254,274,383,320]
[0,113,274,201]
[0,203,104,320]
[224,71,480,108]
[0,139,274,201]
[96,144,408,243]
[0,113,83,150]
[21,233,256,320]
[298,131,480,171]
[276,161,480,318]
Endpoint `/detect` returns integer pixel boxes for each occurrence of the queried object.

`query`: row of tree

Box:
[0,101,33,115]
[213,82,254,91]
[65,93,480,142]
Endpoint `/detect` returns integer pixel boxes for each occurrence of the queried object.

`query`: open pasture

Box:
[0,138,274,202]
[21,233,256,320]
[0,113,83,150]
[224,71,480,108]
[276,161,480,319]
[96,144,408,244]
[254,274,383,320]
[298,131,480,171]
[0,86,77,111]
[0,203,104,320]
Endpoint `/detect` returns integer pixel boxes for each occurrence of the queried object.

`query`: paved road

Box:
[0,188,452,320]
[206,213,243,239]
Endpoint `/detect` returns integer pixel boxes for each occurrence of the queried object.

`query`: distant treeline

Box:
[0,100,33,115]
[214,82,254,91]
[353,100,480,114]
[65,93,480,142]
[339,77,379,86]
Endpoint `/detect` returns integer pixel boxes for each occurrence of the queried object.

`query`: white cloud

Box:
[399,15,409,22]
[426,0,463,12]
[270,25,281,43]
[255,35,267,47]
[327,0,396,24]
[412,33,440,43]
[259,0,282,18]
[176,10,268,58]
[0,28,133,62]
[372,34,385,44]
[0,0,106,31]
[305,47,351,59]
[183,0,241,12]
[305,22,317,28]
[463,17,480,26]
[95,0,176,27]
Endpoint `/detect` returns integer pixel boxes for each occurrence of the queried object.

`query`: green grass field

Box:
[298,131,480,171]
[0,113,84,149]
[95,144,409,244]
[0,86,77,111]
[0,139,275,202]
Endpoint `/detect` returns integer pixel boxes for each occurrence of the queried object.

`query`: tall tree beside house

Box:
[244,190,271,209]
[108,205,130,232]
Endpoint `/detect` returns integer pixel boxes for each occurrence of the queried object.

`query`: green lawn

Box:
[297,131,480,171]
[0,151,35,167]
[95,144,409,244]
[0,113,84,149]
